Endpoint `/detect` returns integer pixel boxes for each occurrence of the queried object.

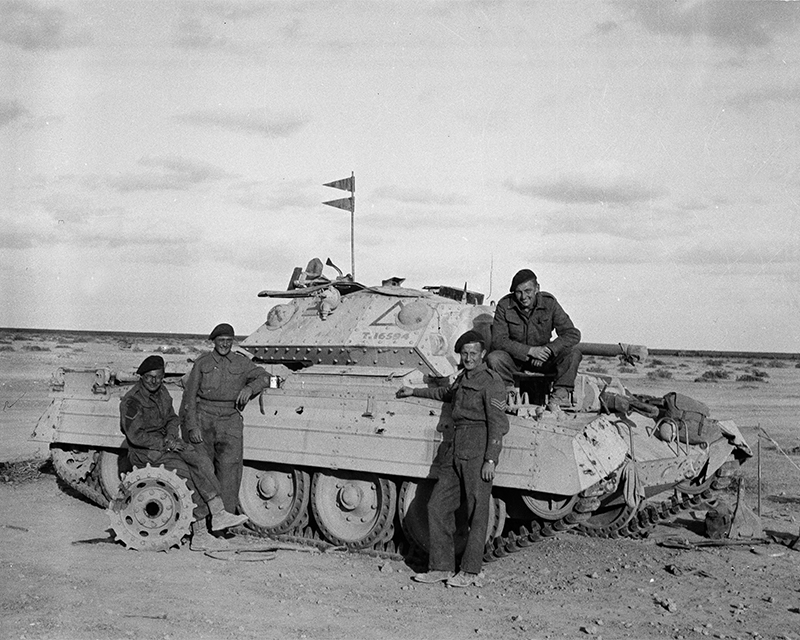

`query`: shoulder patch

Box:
[124,398,141,421]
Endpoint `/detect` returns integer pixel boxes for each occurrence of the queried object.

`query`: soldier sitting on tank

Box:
[120,355,248,551]
[486,268,582,410]
[396,330,509,588]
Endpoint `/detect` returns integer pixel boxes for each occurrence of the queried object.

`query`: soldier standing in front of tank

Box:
[120,355,248,551]
[487,268,582,409]
[183,323,269,514]
[396,330,509,588]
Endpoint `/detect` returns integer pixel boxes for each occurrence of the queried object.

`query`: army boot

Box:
[208,496,249,532]
[189,520,229,552]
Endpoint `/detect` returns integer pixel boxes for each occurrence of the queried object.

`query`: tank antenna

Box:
[487,254,494,301]
[322,172,356,279]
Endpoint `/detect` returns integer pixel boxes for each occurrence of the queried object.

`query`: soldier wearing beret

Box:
[487,269,582,408]
[396,330,509,588]
[120,355,248,551]
[183,323,269,514]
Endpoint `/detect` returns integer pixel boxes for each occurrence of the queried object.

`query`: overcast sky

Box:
[1,0,798,352]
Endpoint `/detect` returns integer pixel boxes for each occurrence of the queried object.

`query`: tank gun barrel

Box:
[576,342,648,366]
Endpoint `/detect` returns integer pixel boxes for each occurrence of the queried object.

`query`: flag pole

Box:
[322,173,357,279]
[350,171,355,279]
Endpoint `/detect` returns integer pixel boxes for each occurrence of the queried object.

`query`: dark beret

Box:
[136,355,165,376]
[209,323,235,340]
[510,268,537,292]
[454,330,485,353]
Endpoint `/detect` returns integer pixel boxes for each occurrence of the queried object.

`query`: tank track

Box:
[482,493,602,562]
[237,524,407,561]
[51,447,110,508]
[581,467,735,540]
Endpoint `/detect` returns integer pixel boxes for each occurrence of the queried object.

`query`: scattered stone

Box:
[588,572,600,579]
[581,624,599,635]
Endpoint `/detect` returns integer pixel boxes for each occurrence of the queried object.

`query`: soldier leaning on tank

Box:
[396,330,509,588]
[182,323,269,514]
[120,355,249,551]
[486,268,582,409]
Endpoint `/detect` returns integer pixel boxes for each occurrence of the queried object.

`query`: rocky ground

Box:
[1,330,799,640]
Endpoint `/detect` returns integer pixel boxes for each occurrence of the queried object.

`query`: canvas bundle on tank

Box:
[659,392,722,445]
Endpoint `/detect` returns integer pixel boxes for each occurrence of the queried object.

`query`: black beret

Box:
[136,355,165,376]
[510,268,537,292]
[209,323,235,340]
[454,330,485,353]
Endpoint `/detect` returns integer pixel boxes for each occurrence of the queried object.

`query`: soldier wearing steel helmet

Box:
[396,330,509,588]
[182,323,269,514]
[120,355,248,551]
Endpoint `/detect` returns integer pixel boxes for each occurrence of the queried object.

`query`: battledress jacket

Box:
[410,364,509,463]
[119,381,179,459]
[183,350,269,432]
[491,291,581,362]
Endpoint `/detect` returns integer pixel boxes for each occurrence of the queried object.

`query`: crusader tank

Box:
[33,258,751,556]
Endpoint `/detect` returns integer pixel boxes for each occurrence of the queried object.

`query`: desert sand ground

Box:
[1,329,799,640]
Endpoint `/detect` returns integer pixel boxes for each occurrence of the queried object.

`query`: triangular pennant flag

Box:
[323,176,355,192]
[323,197,354,212]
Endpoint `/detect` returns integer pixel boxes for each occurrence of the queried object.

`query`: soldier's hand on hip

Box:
[395,387,413,398]
[481,460,496,482]
[188,428,203,444]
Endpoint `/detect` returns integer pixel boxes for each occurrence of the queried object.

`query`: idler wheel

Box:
[521,491,578,520]
[398,480,506,553]
[311,471,396,549]
[239,464,310,535]
[108,464,194,551]
[51,446,94,484]
[98,449,132,501]
[576,487,638,538]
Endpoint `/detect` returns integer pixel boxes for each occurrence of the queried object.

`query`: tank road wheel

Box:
[398,480,506,553]
[51,445,108,507]
[239,464,310,535]
[576,488,638,539]
[311,471,397,550]
[521,491,578,521]
[108,464,194,552]
[98,449,131,501]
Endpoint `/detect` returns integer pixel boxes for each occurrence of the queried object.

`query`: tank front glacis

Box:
[241,287,493,378]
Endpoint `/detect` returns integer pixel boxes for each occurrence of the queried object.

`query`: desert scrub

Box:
[704,359,725,367]
[22,345,50,352]
[618,365,637,374]
[157,346,184,355]
[700,369,730,380]
[0,345,13,352]
[586,366,608,374]
[736,373,768,383]
[647,368,673,380]
[650,358,667,366]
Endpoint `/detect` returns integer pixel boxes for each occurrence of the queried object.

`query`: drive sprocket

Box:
[108,464,194,551]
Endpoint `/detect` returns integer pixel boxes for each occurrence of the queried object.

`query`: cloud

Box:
[108,156,232,193]
[0,100,28,126]
[621,0,800,50]
[372,185,468,206]
[174,16,226,50]
[727,84,800,109]
[505,172,666,206]
[0,0,91,51]
[176,110,307,138]
[675,241,800,266]
[232,180,319,212]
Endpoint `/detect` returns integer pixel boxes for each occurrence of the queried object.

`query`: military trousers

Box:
[128,445,221,521]
[486,346,582,391]
[427,453,492,575]
[190,401,244,513]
